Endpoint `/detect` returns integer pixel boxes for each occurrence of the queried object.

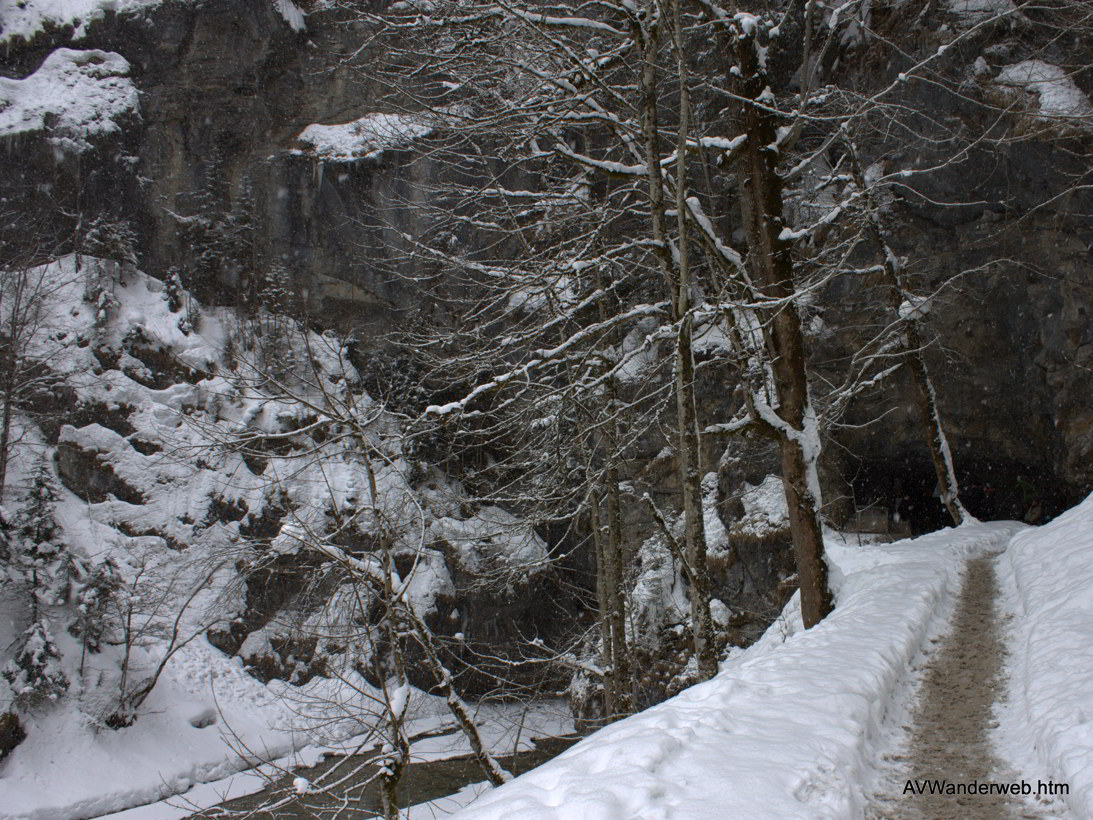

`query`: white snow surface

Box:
[96,700,572,820]
[0,639,300,820]
[995,61,1093,125]
[0,0,162,43]
[0,48,138,152]
[431,506,550,572]
[296,113,434,162]
[273,0,306,30]
[451,522,1022,819]
[997,492,1093,818]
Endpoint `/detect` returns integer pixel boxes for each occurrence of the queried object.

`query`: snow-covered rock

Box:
[0,49,138,153]
[994,61,1093,127]
[296,113,434,162]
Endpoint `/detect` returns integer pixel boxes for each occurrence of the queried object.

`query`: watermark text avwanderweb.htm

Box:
[904,779,1069,797]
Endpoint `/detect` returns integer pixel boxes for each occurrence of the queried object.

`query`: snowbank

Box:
[0,48,138,152]
[451,522,1019,819]
[0,639,299,820]
[997,492,1093,818]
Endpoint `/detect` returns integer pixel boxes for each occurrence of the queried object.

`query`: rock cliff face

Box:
[2,0,426,332]
[1,0,1089,508]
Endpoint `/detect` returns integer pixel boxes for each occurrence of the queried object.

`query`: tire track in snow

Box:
[866,554,1071,820]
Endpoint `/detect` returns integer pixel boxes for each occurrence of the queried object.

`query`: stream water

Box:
[190,734,579,818]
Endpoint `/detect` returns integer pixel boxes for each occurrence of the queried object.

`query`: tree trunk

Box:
[668,0,716,680]
[594,273,635,714]
[846,141,966,527]
[639,2,716,678]
[403,606,510,786]
[589,500,617,718]
[733,19,833,629]
[603,463,635,712]
[0,390,12,499]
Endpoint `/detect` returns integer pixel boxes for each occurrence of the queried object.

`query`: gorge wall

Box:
[2,0,1089,513]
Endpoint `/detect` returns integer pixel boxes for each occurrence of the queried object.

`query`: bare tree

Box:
[0,245,75,498]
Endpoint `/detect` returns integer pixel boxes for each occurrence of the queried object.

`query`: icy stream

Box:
[188,735,578,818]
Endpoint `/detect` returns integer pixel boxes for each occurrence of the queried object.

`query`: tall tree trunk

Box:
[733,19,833,629]
[594,270,635,714]
[369,461,409,820]
[666,0,715,680]
[0,389,12,499]
[847,141,967,527]
[589,499,617,718]
[603,461,635,712]
[638,1,716,678]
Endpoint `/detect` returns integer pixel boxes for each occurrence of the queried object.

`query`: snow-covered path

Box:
[445,512,1093,820]
[866,553,1071,819]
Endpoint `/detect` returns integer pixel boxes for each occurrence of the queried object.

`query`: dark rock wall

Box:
[2,0,1089,505]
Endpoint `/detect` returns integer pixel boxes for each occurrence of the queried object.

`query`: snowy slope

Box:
[0,256,554,819]
[998,493,1093,818]
[450,522,1020,819]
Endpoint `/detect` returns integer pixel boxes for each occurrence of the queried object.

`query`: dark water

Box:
[190,735,578,818]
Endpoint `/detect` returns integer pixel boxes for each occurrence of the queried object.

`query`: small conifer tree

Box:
[3,620,69,710]
[12,458,68,618]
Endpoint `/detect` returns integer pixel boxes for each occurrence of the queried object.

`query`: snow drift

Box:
[998,492,1093,818]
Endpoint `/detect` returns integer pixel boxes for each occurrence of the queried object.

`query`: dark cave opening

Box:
[844,452,1075,536]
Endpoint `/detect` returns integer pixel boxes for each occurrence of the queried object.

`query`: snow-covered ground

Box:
[96,699,572,820]
[998,493,1093,817]
[444,511,1093,820]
